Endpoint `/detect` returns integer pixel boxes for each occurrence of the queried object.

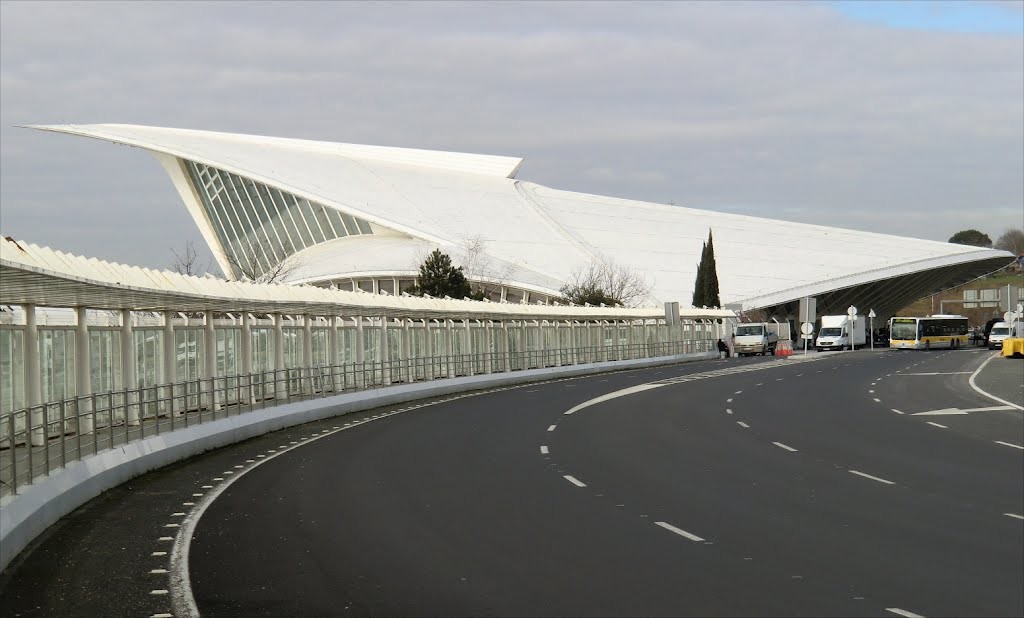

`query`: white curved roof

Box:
[27,124,1015,315]
[0,236,732,321]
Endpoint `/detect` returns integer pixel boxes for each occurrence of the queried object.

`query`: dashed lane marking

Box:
[563,475,587,488]
[548,425,556,432]
[654,521,705,542]
[926,422,948,429]
[849,470,895,485]
[891,409,904,415]
[885,609,925,618]
[737,421,750,428]
[1004,513,1024,520]
[773,442,798,452]
[994,440,1024,450]
[540,446,549,455]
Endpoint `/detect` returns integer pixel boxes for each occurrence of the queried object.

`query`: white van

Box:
[988,322,1011,350]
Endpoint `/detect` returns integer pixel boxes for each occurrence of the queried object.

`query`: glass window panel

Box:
[326,209,348,237]
[294,199,325,244]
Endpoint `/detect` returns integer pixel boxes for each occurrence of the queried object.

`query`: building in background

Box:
[27,124,1015,320]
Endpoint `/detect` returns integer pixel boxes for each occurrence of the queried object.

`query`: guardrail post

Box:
[77,307,94,435]
[502,321,511,372]
[380,316,391,386]
[303,314,313,394]
[445,319,455,378]
[464,319,474,376]
[204,310,219,411]
[329,316,340,391]
[162,311,177,417]
[122,309,139,425]
[25,304,44,446]
[402,319,412,383]
[241,311,253,383]
[355,315,365,387]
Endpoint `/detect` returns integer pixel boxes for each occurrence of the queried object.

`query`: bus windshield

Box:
[891,321,919,340]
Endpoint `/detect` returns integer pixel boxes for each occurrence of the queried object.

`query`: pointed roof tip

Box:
[25,123,525,179]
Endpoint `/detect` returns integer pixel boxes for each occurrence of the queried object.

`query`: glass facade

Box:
[184,160,374,280]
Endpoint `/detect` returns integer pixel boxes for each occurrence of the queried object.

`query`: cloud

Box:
[0,0,1021,270]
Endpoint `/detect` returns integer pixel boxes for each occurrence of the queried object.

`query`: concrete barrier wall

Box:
[0,352,714,571]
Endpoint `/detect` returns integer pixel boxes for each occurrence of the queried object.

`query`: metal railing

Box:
[0,339,712,498]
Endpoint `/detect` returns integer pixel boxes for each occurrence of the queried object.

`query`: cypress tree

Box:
[705,230,721,309]
[692,241,707,307]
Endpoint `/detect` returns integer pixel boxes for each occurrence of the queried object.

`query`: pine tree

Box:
[411,249,472,299]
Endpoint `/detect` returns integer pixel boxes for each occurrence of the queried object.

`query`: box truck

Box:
[815,315,866,351]
[733,322,780,356]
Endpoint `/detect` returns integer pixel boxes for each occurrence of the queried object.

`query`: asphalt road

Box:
[2,349,1021,617]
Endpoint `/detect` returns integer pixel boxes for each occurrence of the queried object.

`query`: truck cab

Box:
[733,323,779,356]
[988,322,1011,350]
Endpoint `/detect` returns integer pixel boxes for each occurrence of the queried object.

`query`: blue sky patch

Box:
[829,0,1023,35]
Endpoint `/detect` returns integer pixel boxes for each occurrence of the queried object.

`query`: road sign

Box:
[799,297,816,324]
[868,309,876,318]
[847,305,858,318]
[801,322,814,335]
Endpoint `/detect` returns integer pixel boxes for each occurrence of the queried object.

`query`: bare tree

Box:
[458,234,515,300]
[994,228,1024,255]
[560,254,653,308]
[221,242,303,284]
[170,241,212,277]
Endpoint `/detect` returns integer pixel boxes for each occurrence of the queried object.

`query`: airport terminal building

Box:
[27,124,1015,319]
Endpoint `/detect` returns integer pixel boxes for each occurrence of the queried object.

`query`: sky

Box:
[1,0,1022,273]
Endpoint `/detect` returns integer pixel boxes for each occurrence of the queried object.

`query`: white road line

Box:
[152,614,174,618]
[868,390,874,394]
[164,523,180,528]
[725,408,733,415]
[151,590,169,595]
[737,421,750,428]
[540,446,549,455]
[773,442,798,452]
[726,398,733,403]
[926,422,948,429]
[755,383,764,386]
[734,390,743,394]
[994,440,1024,450]
[158,536,174,542]
[969,354,1024,411]
[150,568,169,574]
[885,609,925,618]
[1004,513,1024,520]
[547,425,556,432]
[902,372,971,376]
[563,475,587,488]
[891,409,904,414]
[873,398,881,403]
[849,470,895,485]
[654,521,705,542]
[151,551,167,556]
[563,383,663,415]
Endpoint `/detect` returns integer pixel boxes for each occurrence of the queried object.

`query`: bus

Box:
[889,315,969,350]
